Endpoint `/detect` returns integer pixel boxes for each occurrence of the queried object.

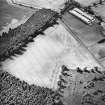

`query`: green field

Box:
[1,24,101,90]
[62,12,104,47]
[75,0,99,6]
[92,3,105,22]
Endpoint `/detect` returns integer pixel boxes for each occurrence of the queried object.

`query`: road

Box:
[7,0,38,10]
[7,0,66,11]
[60,11,105,70]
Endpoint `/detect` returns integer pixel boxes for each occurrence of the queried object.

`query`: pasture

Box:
[1,24,100,89]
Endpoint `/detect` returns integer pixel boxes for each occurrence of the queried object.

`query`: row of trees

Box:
[82,1,105,23]
[63,0,105,24]
[60,0,82,15]
[75,66,105,105]
[56,65,105,105]
[55,65,70,104]
[60,0,104,24]
[0,9,59,62]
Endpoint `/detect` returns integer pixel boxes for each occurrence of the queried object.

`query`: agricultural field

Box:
[1,0,105,105]
[62,12,104,47]
[88,40,105,68]
[7,0,66,11]
[75,0,99,6]
[0,70,56,105]
[92,2,105,22]
[0,0,35,35]
[58,66,105,105]
[62,10,105,68]
[1,23,101,90]
[89,42,105,60]
[75,0,105,22]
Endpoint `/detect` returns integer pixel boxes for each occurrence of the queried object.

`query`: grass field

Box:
[62,12,104,47]
[89,43,105,59]
[92,2,105,22]
[1,24,100,89]
[0,0,34,35]
[7,0,66,11]
[75,0,99,6]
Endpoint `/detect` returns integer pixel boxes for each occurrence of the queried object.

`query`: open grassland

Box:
[6,0,66,11]
[1,24,101,89]
[58,66,105,105]
[0,0,35,35]
[0,70,57,105]
[92,2,105,22]
[89,43,105,59]
[89,42,105,68]
[62,12,104,47]
[75,0,99,6]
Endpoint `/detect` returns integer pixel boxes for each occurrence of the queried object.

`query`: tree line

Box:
[0,9,59,62]
[0,69,62,105]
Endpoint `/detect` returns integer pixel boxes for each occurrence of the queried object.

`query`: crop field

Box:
[88,41,105,68]
[92,2,105,22]
[75,0,99,6]
[1,23,101,90]
[7,0,66,11]
[58,65,105,105]
[0,0,35,35]
[62,12,104,47]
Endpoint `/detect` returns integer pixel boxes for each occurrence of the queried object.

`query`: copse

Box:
[0,70,58,105]
[56,65,105,105]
